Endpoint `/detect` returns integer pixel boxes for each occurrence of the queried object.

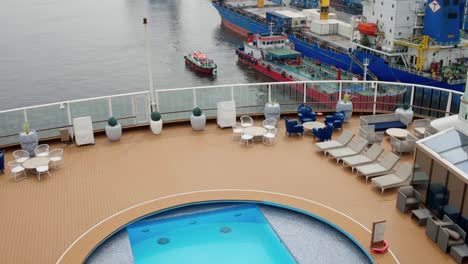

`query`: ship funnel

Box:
[258,0,264,8]
[320,0,330,20]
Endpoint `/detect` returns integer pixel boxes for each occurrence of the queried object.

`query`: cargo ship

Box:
[212,0,467,92]
[329,0,362,15]
[237,31,404,108]
[184,51,218,75]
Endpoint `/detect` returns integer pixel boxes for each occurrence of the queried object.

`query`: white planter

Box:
[264,102,281,121]
[105,124,122,141]
[395,108,414,122]
[190,114,206,131]
[150,119,163,135]
[19,129,38,156]
[336,101,353,122]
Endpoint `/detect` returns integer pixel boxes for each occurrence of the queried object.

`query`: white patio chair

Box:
[7,161,26,181]
[232,122,243,141]
[36,165,51,181]
[34,144,50,157]
[359,125,383,145]
[49,149,64,169]
[240,133,254,147]
[390,134,418,155]
[13,150,30,163]
[263,118,277,130]
[240,116,253,128]
[263,128,278,145]
[413,119,431,138]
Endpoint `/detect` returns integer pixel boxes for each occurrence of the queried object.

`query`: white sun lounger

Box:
[315,131,354,153]
[354,152,400,181]
[339,143,384,169]
[371,163,413,193]
[326,137,369,162]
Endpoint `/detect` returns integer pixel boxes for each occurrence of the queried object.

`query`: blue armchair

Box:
[312,125,333,142]
[325,112,345,130]
[297,104,316,123]
[0,150,4,174]
[285,117,304,136]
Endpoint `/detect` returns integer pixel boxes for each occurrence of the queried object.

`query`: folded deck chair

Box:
[354,152,400,181]
[315,131,354,153]
[371,163,412,193]
[339,143,384,169]
[73,116,95,146]
[326,137,368,162]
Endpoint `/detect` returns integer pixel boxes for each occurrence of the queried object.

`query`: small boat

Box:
[184,51,217,75]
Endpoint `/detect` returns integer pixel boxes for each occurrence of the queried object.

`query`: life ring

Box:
[371,240,389,254]
[211,68,218,75]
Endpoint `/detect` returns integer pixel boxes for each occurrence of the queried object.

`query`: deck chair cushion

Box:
[444,228,461,240]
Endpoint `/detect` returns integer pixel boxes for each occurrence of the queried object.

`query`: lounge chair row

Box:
[315,131,412,193]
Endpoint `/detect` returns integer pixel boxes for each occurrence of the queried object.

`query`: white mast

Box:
[143,18,156,112]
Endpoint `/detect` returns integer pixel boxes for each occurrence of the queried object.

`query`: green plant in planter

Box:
[342,93,351,103]
[403,104,410,111]
[107,117,118,127]
[192,107,203,117]
[271,97,278,105]
[22,122,30,134]
[151,111,161,121]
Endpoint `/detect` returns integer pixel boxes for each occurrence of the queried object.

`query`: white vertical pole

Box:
[231,86,234,101]
[410,85,415,107]
[303,83,307,103]
[446,92,453,117]
[66,103,72,125]
[373,82,378,115]
[268,84,272,103]
[108,98,113,117]
[155,90,160,112]
[338,81,343,101]
[23,109,28,123]
[193,88,197,108]
[143,18,156,112]
[363,58,369,82]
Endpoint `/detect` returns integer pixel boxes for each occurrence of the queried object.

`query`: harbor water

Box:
[0,0,270,110]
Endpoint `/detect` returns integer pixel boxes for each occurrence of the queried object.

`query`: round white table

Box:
[385,128,409,139]
[303,121,325,135]
[22,157,50,170]
[243,126,267,141]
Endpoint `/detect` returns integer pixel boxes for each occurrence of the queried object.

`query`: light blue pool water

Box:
[127,205,297,264]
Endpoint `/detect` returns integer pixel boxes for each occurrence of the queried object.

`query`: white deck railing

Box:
[0,80,463,146]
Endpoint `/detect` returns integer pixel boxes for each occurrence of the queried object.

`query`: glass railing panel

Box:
[69,99,109,130]
[233,84,268,116]
[0,110,25,146]
[134,94,150,124]
[342,82,374,113]
[305,82,337,113]
[451,94,461,115]
[157,89,193,121]
[111,96,135,127]
[413,87,454,118]
[27,105,69,141]
[271,83,303,113]
[375,84,411,113]
[195,87,232,118]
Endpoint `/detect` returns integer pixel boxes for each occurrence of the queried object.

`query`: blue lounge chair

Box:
[297,104,316,123]
[285,117,304,136]
[312,125,333,142]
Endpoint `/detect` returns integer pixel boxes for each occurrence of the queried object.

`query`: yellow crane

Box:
[394,35,441,72]
[320,0,330,20]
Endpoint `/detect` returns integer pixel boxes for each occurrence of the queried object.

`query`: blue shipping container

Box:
[266,11,292,32]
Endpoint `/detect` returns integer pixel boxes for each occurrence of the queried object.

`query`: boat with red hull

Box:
[184,51,217,75]
[237,32,404,110]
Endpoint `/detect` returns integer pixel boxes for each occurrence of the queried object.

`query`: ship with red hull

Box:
[237,32,404,110]
[184,51,218,75]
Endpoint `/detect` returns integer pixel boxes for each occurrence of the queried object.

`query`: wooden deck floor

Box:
[0,116,456,264]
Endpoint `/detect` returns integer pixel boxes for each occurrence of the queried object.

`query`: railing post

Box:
[231,86,234,101]
[107,98,113,117]
[268,84,272,103]
[67,103,72,125]
[303,83,307,103]
[373,82,378,115]
[23,109,28,123]
[155,90,160,112]
[446,92,453,117]
[338,81,343,101]
[193,88,197,107]
[410,85,415,107]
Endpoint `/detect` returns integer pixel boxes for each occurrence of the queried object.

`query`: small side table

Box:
[411,208,433,226]
[316,112,323,121]
[450,244,468,264]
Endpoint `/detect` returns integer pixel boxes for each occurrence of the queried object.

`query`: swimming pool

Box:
[126,205,296,264]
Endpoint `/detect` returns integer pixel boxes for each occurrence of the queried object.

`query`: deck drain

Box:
[234,213,242,217]
[220,226,232,234]
[157,237,170,245]
[141,228,150,233]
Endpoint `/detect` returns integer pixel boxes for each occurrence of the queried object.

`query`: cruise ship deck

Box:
[0,117,458,264]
